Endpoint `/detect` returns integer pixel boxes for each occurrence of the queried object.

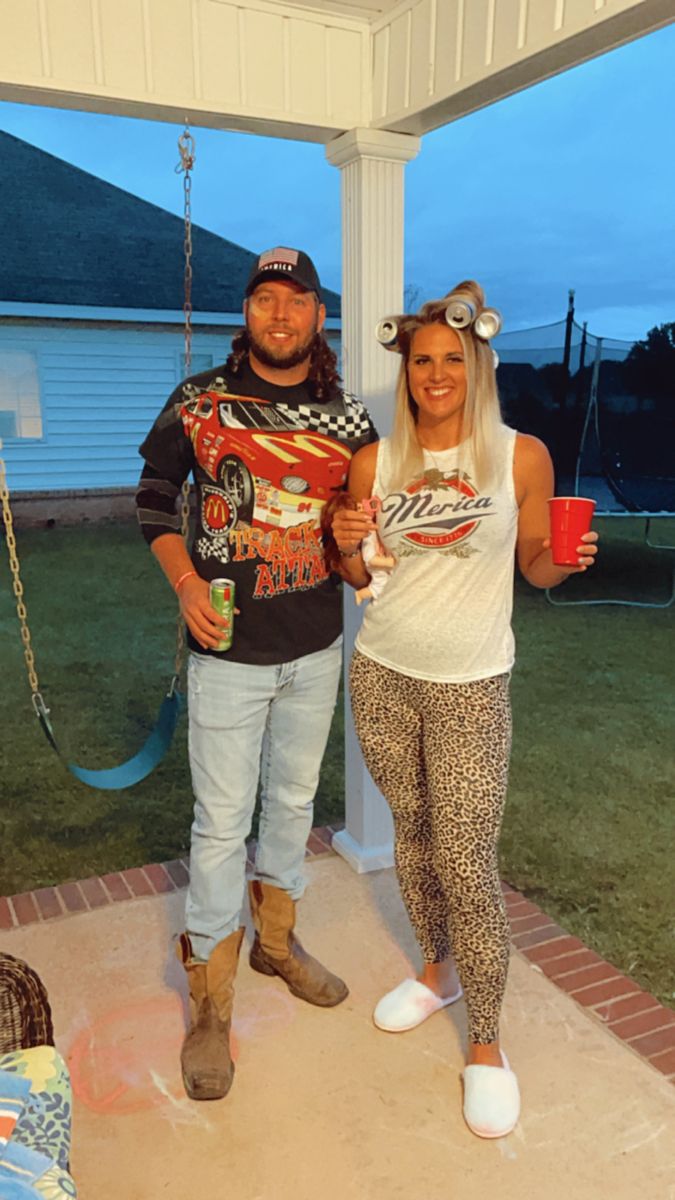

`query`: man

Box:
[136,248,377,1101]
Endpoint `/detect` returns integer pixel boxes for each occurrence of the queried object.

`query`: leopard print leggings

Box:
[350,650,512,1045]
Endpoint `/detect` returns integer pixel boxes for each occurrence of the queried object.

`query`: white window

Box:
[0,350,42,439]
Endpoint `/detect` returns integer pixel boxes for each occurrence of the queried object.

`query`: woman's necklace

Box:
[422,444,446,469]
[419,443,452,491]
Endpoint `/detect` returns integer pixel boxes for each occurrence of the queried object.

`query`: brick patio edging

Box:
[2,823,674,1084]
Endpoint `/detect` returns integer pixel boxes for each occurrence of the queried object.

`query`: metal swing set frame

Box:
[546,335,675,609]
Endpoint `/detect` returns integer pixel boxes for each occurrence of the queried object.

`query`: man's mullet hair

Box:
[225,329,342,402]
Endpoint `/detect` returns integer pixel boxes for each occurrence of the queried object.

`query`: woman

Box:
[331,282,598,1139]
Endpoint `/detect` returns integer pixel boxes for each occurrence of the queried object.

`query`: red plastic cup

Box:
[547,497,596,566]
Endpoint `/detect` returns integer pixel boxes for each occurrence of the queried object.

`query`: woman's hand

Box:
[543,530,599,573]
[514,436,600,589]
[178,575,238,649]
[331,506,374,557]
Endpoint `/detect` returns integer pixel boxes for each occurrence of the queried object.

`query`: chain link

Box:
[174,123,196,682]
[0,448,40,696]
[173,478,192,679]
[176,125,195,379]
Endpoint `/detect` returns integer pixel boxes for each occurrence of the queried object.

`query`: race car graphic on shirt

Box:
[181,389,353,594]
[181,391,351,532]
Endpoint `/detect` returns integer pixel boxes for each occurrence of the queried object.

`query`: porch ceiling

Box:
[0,0,672,144]
[277,0,395,16]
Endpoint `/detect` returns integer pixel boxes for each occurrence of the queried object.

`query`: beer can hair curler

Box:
[474,308,503,340]
[375,317,400,347]
[445,297,476,329]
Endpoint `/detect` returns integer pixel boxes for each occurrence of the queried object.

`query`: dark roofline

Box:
[0,129,342,317]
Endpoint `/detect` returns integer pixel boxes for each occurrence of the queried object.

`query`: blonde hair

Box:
[387,280,504,491]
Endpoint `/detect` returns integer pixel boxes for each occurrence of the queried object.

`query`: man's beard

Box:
[247,325,318,371]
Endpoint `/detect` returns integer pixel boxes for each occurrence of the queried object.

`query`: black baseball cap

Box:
[245,247,322,298]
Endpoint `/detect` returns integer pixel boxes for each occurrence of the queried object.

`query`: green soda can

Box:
[210,578,235,652]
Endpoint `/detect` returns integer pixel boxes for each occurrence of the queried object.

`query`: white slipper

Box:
[373,978,463,1032]
[462,1051,520,1139]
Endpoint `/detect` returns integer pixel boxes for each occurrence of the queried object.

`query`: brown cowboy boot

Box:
[176,926,244,1100]
[248,880,348,1007]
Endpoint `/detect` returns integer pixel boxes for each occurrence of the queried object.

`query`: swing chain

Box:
[0,448,44,706]
[173,122,196,682]
[0,134,198,754]
[176,124,195,378]
[173,478,192,680]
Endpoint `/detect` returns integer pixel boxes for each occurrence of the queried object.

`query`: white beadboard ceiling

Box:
[0,0,671,142]
[272,0,397,17]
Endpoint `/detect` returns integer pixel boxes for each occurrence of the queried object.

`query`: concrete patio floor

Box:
[5,855,675,1200]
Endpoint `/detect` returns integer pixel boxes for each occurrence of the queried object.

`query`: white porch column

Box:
[325,127,420,873]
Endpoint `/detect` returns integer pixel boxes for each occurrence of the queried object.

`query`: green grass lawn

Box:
[1,517,673,1006]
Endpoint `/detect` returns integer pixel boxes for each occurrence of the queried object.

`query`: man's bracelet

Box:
[174,570,197,593]
[339,545,362,559]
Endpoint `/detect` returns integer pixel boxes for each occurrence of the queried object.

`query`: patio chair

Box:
[0,953,77,1199]
[0,953,55,1054]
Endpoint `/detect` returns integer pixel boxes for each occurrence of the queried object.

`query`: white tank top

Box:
[355,427,518,683]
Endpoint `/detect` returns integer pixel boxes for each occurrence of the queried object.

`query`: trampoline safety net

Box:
[493,319,675,515]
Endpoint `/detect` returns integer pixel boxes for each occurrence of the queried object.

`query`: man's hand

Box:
[178,576,237,649]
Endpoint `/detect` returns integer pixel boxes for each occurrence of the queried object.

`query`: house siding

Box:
[0,321,234,491]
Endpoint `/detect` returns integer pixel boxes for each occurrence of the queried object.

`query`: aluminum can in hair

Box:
[375,317,399,347]
[210,578,235,652]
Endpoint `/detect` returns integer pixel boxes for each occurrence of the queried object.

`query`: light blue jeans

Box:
[184,639,342,960]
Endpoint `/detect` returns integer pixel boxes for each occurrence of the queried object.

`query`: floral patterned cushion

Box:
[0,1146,76,1200]
[0,1047,76,1199]
[31,1163,77,1199]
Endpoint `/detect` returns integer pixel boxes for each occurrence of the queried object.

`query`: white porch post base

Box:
[332,596,395,873]
[326,127,420,874]
[332,828,394,874]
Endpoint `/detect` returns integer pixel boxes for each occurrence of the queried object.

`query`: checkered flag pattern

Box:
[276,393,373,442]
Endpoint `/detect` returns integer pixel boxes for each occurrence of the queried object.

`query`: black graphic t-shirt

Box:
[137,360,377,665]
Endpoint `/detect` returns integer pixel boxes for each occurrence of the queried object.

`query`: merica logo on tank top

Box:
[380,467,494,555]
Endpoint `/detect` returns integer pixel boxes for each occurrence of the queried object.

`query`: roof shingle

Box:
[0,130,341,317]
